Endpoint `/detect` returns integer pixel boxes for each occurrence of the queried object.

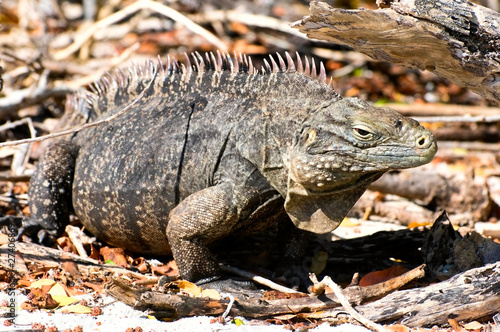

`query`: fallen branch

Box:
[0,172,31,182]
[105,264,425,318]
[106,262,500,326]
[387,103,500,118]
[369,169,491,221]
[0,85,72,119]
[61,42,140,90]
[414,114,500,123]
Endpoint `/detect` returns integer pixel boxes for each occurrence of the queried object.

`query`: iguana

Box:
[26,52,437,282]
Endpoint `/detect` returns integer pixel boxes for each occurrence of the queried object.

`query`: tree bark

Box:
[292,0,500,103]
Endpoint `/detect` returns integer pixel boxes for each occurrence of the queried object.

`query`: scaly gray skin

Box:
[27,52,437,282]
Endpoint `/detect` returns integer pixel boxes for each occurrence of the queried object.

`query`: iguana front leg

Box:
[24,140,79,243]
[166,182,242,282]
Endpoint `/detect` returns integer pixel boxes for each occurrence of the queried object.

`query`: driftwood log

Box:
[104,265,426,319]
[292,0,500,103]
[317,262,500,327]
[104,262,500,327]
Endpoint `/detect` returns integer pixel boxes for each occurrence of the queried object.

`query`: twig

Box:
[219,264,304,294]
[0,194,28,205]
[414,114,500,123]
[221,292,235,320]
[435,141,500,151]
[0,64,158,148]
[0,118,33,133]
[0,172,31,182]
[3,117,36,176]
[0,86,72,118]
[387,103,500,117]
[65,225,95,258]
[311,274,390,332]
[0,242,150,279]
[0,66,73,117]
[0,43,139,118]
[387,103,500,123]
[53,0,226,61]
[190,10,307,40]
[61,42,140,90]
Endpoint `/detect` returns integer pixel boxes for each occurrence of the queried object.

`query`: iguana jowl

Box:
[27,52,437,282]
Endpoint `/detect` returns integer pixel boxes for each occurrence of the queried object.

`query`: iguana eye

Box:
[352,125,374,140]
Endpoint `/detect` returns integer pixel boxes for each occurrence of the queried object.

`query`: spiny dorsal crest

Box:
[72,51,335,119]
[93,51,330,92]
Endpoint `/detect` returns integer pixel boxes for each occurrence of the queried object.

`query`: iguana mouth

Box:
[317,138,437,169]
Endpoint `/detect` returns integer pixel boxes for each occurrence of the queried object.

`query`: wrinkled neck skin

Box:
[284,165,385,234]
[234,76,342,197]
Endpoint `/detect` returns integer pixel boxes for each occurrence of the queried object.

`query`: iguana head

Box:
[285,97,437,234]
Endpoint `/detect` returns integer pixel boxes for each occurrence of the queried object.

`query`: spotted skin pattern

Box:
[27,52,437,282]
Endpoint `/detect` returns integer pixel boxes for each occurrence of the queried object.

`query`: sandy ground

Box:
[1,290,371,332]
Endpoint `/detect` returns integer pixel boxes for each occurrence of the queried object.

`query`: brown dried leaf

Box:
[359,265,410,287]
[151,260,178,276]
[83,282,104,294]
[31,293,59,309]
[57,237,78,254]
[177,280,201,297]
[0,269,7,282]
[17,276,32,287]
[273,314,297,320]
[385,324,411,332]
[463,321,483,331]
[0,233,9,245]
[21,301,37,311]
[100,247,128,267]
[448,319,466,332]
[89,243,101,260]
[132,257,149,274]
[62,260,81,276]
